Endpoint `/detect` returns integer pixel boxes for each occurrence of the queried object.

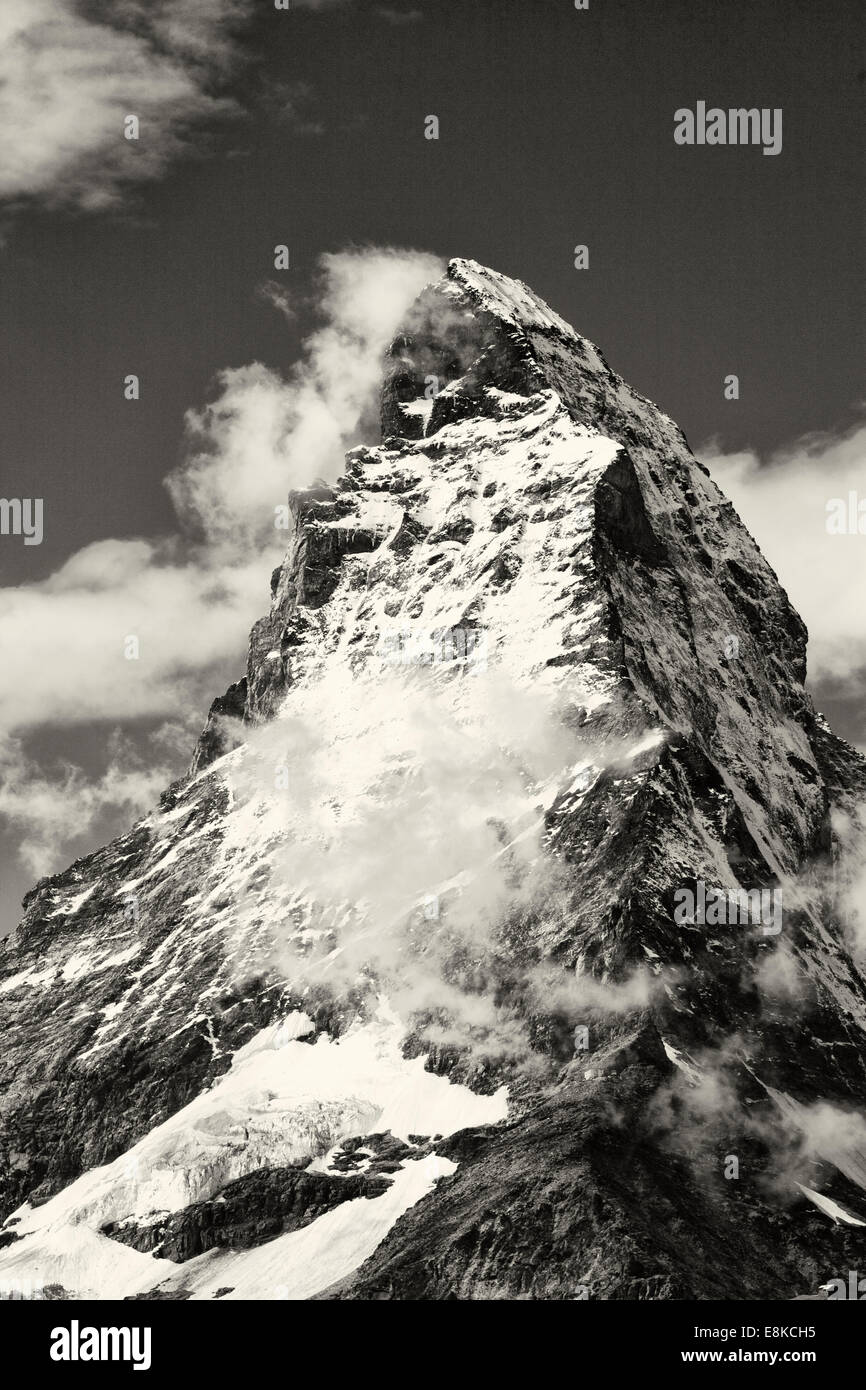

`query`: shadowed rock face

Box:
[318,1082,866,1302]
[102,1164,393,1263]
[2,259,866,1301]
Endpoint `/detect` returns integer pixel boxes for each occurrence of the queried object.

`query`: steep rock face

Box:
[2,259,866,1301]
[102,1163,392,1263]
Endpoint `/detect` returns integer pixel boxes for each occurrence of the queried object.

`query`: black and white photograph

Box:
[0,0,864,1360]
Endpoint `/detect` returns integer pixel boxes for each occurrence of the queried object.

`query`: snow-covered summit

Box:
[444,257,582,340]
[2,262,866,1301]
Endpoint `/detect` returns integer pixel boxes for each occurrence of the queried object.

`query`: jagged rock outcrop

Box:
[102,1163,392,1263]
[2,259,866,1301]
[190,678,247,775]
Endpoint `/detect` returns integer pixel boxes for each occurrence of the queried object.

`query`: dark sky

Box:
[0,0,863,932]
[3,0,863,586]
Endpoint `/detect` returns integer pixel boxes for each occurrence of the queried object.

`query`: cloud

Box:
[832,804,866,960]
[286,0,423,12]
[0,538,267,731]
[261,79,326,135]
[701,421,866,683]
[0,0,248,211]
[0,247,442,883]
[0,731,174,878]
[214,640,667,1072]
[0,248,442,737]
[763,1086,866,1201]
[754,940,807,1003]
[256,280,296,323]
[221,660,596,1069]
[168,247,444,549]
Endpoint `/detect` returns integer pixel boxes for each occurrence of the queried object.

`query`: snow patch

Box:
[797,1184,866,1227]
[152,1153,456,1301]
[0,1002,505,1300]
[661,1039,702,1086]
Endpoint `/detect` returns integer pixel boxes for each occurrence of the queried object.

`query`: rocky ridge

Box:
[1,259,865,1300]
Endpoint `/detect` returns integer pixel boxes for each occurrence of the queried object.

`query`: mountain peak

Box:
[2,264,866,1302]
[444,256,582,340]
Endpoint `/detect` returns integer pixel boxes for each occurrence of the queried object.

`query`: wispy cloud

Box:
[701,421,866,685]
[0,730,176,878]
[0,247,442,880]
[0,248,442,736]
[259,78,326,136]
[0,0,249,211]
[222,660,605,1071]
[256,279,297,323]
[167,247,444,550]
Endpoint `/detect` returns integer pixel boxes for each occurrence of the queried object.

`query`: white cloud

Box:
[701,421,866,683]
[0,0,248,211]
[223,661,589,1066]
[0,538,267,731]
[0,248,442,737]
[0,247,442,882]
[0,731,173,878]
[168,248,444,547]
[832,805,866,962]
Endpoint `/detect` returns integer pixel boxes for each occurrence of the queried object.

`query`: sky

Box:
[0,0,863,935]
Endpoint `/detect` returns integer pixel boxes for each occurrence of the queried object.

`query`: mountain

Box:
[2,258,866,1301]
